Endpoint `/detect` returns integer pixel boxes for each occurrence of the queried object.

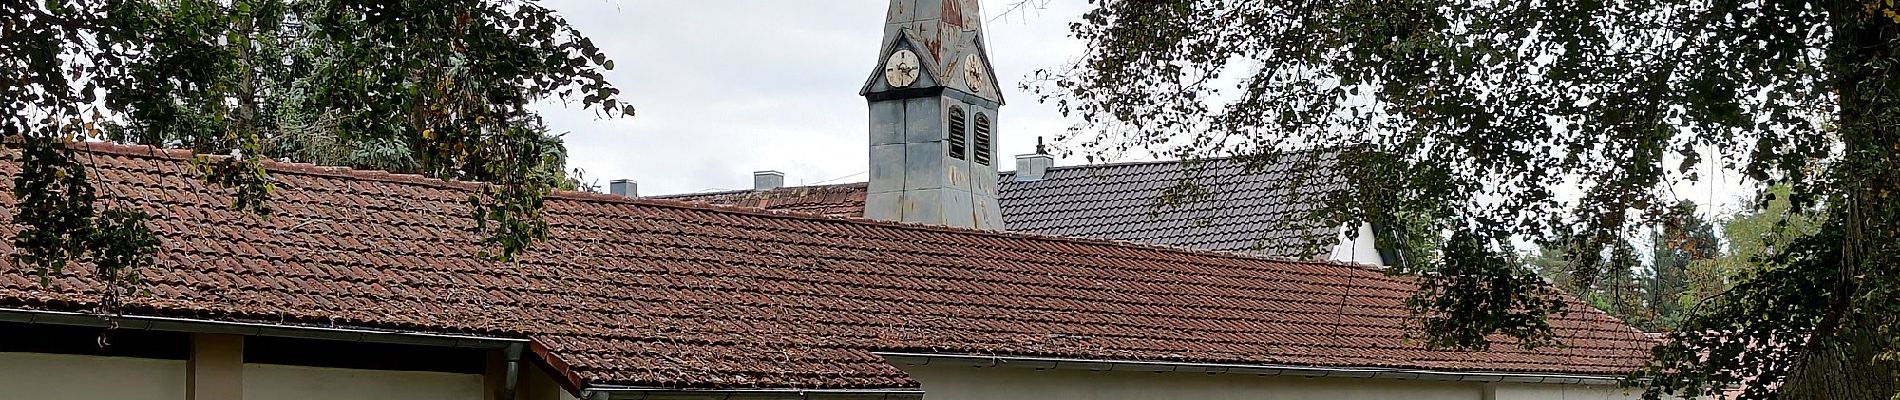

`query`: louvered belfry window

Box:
[973,112,993,166]
[947,106,968,160]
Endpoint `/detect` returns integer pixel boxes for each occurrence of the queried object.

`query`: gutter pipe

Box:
[874,351,1627,386]
[580,386,927,400]
[0,307,526,349]
[503,342,524,400]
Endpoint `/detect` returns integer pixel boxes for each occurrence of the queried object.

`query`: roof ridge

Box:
[1035,156,1229,172]
[73,141,483,191]
[650,182,869,199]
[567,190,1389,274]
[655,157,1311,194]
[64,141,1378,274]
[1003,147,1336,174]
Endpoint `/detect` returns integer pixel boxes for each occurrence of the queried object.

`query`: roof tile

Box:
[0,143,1654,390]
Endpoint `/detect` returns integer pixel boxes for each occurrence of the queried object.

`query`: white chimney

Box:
[753,171,785,190]
[609,179,638,197]
[1015,137,1054,182]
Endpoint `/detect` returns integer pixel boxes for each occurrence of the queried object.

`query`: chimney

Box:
[609,179,638,197]
[752,171,785,191]
[1015,137,1054,181]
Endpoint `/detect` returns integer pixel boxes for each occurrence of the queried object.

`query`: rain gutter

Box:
[0,307,525,349]
[581,385,926,400]
[874,351,1626,386]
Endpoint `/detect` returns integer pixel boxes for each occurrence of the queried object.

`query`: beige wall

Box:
[0,352,494,400]
[899,364,1646,400]
[244,363,484,400]
[0,352,188,400]
[3,349,1642,400]
[520,362,583,400]
[1489,383,1647,400]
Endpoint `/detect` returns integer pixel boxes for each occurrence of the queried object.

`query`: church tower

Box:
[861,0,1006,230]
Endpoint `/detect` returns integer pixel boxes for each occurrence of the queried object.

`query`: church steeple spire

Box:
[861,0,1006,231]
[860,0,1003,103]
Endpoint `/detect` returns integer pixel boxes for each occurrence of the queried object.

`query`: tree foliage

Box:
[4,0,632,314]
[1038,0,1900,398]
[1724,185,1828,268]
[1645,201,1722,330]
[1526,200,1720,332]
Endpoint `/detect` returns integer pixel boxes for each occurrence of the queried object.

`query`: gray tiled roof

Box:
[662,153,1348,258]
[997,153,1346,257]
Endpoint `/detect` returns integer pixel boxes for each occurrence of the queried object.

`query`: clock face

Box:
[885,50,921,88]
[963,54,986,93]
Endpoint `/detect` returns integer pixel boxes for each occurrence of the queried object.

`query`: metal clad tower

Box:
[861,0,1005,230]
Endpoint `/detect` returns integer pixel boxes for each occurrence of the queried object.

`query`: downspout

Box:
[503,343,524,400]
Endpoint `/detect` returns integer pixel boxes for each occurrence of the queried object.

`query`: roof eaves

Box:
[0,307,525,348]
[873,352,1627,386]
[583,385,926,400]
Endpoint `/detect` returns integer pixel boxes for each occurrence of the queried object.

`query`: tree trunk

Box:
[1783,324,1897,400]
[1780,4,1900,399]
[232,0,259,144]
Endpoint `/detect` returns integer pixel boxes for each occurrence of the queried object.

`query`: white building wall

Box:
[1329,222,1386,266]
[244,363,484,400]
[0,352,187,400]
[899,364,1648,400]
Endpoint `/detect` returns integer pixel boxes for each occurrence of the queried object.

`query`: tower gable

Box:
[859,32,945,96]
[960,37,1005,104]
[861,0,1005,104]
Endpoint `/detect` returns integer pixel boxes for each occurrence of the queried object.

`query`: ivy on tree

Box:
[3,0,633,314]
[1036,1,1899,398]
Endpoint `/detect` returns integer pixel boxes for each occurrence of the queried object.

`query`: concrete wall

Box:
[245,363,483,400]
[0,352,187,400]
[899,364,1646,400]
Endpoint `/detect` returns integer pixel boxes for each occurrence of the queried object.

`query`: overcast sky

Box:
[530,0,1754,219]
[533,0,1091,196]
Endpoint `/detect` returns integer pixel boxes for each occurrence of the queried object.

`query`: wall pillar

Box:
[187,333,243,400]
[485,350,505,400]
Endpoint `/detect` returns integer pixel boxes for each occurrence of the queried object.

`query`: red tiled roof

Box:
[0,143,1655,390]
